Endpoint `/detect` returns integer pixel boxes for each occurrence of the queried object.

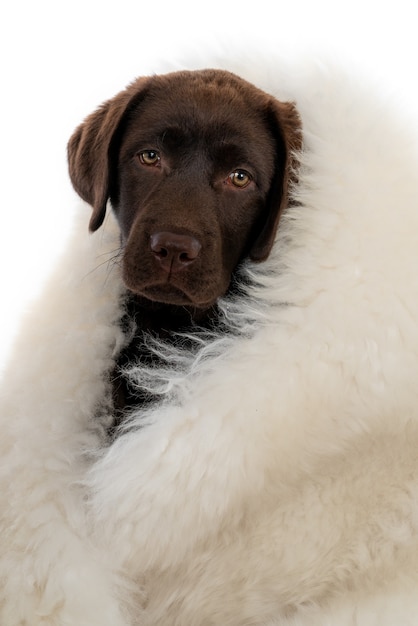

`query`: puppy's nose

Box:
[150,231,202,273]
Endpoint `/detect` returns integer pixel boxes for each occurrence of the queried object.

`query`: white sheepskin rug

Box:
[1,52,418,625]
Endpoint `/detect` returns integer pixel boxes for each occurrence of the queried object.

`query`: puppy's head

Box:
[68,69,301,312]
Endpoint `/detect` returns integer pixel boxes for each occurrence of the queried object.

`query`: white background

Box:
[1,0,418,369]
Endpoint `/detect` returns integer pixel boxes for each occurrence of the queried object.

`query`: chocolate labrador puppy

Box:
[68,69,301,422]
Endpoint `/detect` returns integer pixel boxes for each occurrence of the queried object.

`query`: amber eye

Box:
[228,170,252,188]
[138,150,160,166]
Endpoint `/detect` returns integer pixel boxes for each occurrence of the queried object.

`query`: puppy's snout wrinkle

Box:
[150,231,202,273]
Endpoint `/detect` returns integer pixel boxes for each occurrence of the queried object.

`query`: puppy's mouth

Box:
[142,284,196,305]
[122,256,229,309]
[129,282,218,309]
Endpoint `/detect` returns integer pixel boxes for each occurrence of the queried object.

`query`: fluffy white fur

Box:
[1,54,418,625]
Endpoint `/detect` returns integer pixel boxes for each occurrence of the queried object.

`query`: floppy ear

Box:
[67,77,149,232]
[249,99,302,262]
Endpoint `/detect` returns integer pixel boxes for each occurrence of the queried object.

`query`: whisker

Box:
[82,247,124,287]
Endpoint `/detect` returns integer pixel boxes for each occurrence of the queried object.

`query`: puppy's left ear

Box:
[249,99,302,262]
[68,77,149,232]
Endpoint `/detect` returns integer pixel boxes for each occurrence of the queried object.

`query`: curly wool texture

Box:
[1,54,418,625]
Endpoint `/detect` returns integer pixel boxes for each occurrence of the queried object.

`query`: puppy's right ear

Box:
[67,77,149,232]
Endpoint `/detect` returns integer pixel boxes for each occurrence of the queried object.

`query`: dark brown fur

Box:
[67,69,301,418]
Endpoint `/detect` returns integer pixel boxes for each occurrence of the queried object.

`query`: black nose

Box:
[150,231,202,273]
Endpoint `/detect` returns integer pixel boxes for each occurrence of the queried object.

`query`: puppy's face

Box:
[68,70,301,313]
[114,76,280,309]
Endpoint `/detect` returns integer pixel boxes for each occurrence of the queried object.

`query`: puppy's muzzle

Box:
[150,232,202,274]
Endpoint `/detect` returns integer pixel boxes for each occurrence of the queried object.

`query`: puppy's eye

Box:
[228,170,252,188]
[138,150,161,166]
